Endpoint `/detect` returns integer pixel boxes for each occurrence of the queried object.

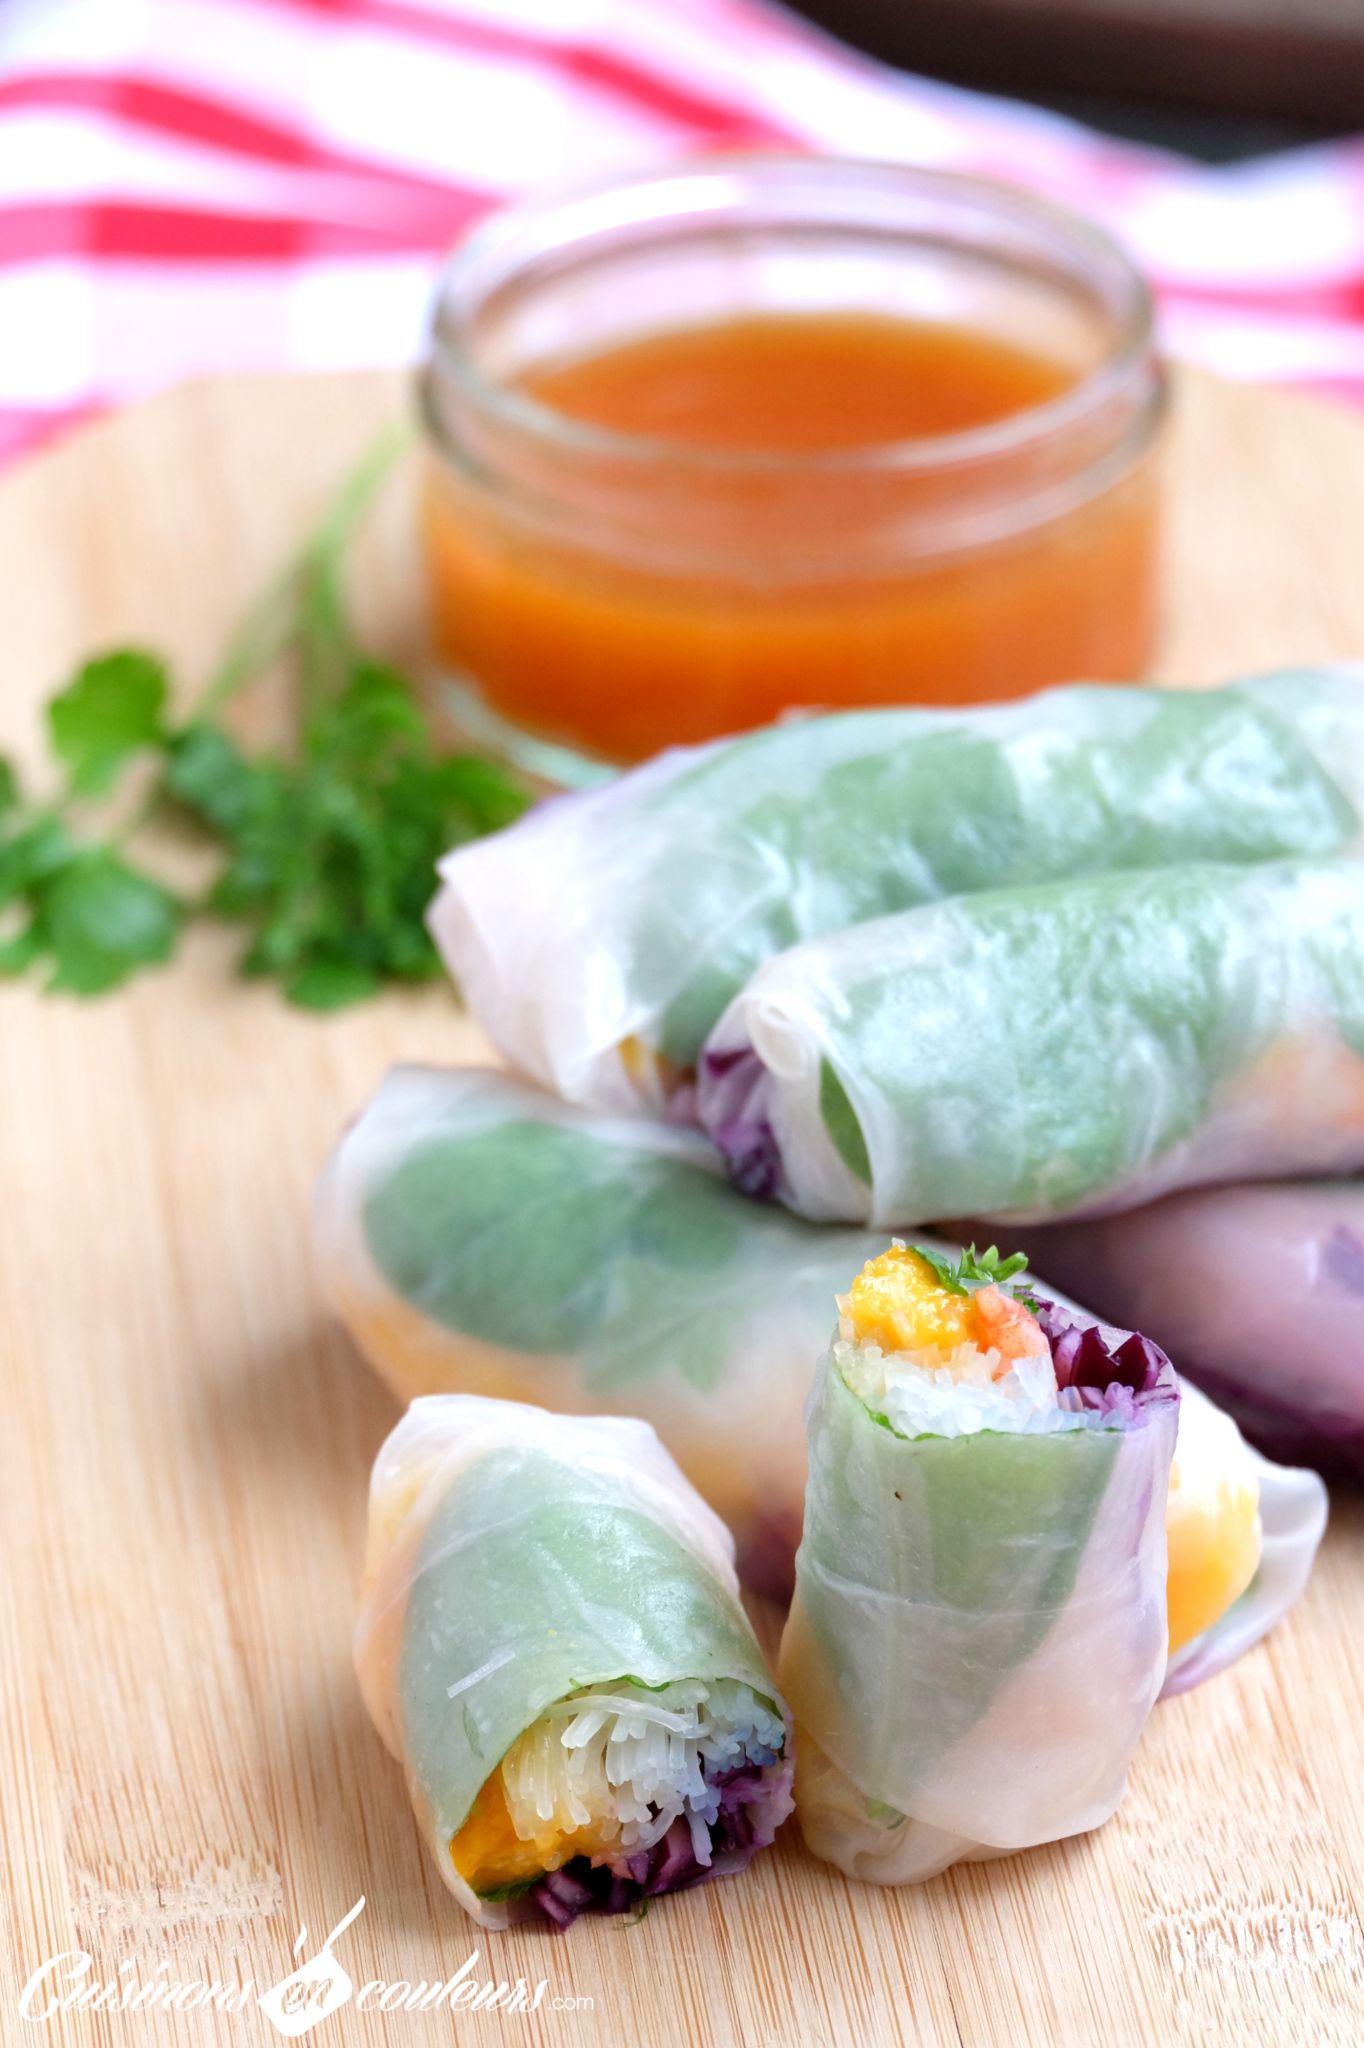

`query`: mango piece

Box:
[451,1767,603,1895]
[845,1245,1046,1367]
[845,1245,977,1356]
[1166,1394,1262,1652]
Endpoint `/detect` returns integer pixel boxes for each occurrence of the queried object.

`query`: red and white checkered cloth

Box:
[4,0,1364,470]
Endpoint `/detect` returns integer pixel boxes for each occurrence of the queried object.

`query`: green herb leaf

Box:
[433,751,535,836]
[48,651,169,796]
[41,850,181,995]
[0,813,77,905]
[911,1242,1033,1297]
[164,723,270,837]
[285,958,382,1011]
[909,1243,967,1294]
[4,423,526,1011]
[185,664,527,1003]
[363,1122,633,1354]
[0,920,45,977]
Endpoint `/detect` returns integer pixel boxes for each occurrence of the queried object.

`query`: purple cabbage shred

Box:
[1033,1298,1179,1417]
[697,1046,782,1200]
[522,1758,790,1930]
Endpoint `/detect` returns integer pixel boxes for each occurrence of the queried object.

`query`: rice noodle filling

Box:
[834,1317,1094,1440]
[500,1677,785,1866]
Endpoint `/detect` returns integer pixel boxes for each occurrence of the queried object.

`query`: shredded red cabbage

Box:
[523,1757,792,1930]
[697,1046,782,1199]
[1033,1298,1180,1417]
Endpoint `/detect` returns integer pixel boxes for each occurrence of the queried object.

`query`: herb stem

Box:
[196,417,413,722]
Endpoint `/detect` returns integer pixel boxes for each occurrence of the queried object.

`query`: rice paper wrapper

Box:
[316,1063,886,1597]
[355,1395,793,1928]
[1014,1183,1364,1479]
[1162,1383,1327,1697]
[430,672,1364,1114]
[780,1356,1179,1884]
[699,857,1364,1228]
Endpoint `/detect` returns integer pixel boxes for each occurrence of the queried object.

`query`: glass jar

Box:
[421,156,1165,767]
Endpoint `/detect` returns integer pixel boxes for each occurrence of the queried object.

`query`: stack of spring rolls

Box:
[325,670,1351,1918]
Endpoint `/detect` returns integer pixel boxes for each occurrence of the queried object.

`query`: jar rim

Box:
[425,153,1161,481]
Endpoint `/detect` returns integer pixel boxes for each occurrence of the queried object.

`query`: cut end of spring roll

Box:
[449,1678,787,1922]
[355,1395,794,1929]
[780,1243,1180,1886]
[835,1241,1180,1437]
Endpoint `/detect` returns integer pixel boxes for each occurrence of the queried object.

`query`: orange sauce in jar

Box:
[423,180,1164,763]
[525,313,1070,450]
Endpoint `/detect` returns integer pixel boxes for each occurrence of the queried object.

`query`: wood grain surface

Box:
[2,366,1363,2048]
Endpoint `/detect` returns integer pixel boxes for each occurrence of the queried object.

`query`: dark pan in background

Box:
[788,0,1364,158]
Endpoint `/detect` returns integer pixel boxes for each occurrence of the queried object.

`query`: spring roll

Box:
[355,1395,794,1928]
[698,858,1364,1227]
[316,1064,885,1596]
[429,672,1364,1113]
[1014,1185,1364,1479]
[318,1066,1321,1665]
[780,1243,1180,1884]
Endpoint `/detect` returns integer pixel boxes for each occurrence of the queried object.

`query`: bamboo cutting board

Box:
[2,367,1364,2048]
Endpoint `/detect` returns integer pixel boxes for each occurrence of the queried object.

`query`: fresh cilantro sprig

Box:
[0,648,183,994]
[912,1242,1042,1311]
[0,429,529,1008]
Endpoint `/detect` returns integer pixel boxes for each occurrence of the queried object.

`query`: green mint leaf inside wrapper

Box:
[713,857,1364,1228]
[434,674,1364,1108]
[361,1118,758,1377]
[354,1098,882,1403]
[649,686,1362,1067]
[363,1121,649,1354]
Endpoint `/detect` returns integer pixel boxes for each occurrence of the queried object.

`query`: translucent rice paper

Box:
[1162,1383,1327,1699]
[698,858,1364,1228]
[315,1063,887,1596]
[780,1343,1180,1885]
[355,1394,793,1929]
[318,1066,1325,1672]
[1015,1184,1364,1480]
[428,672,1364,1113]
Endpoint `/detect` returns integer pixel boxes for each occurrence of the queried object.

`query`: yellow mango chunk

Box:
[1166,1394,1262,1653]
[845,1245,978,1356]
[845,1244,1046,1367]
[451,1768,603,1894]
